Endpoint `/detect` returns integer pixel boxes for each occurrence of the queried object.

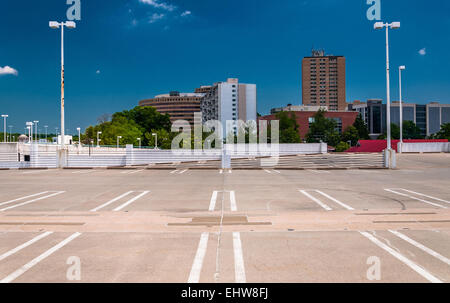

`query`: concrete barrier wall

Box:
[1,143,328,168]
[402,142,450,153]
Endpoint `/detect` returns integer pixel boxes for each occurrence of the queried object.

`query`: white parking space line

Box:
[178,169,188,175]
[125,169,145,175]
[307,170,331,174]
[299,190,332,211]
[113,191,150,211]
[399,189,450,205]
[219,169,223,174]
[385,189,447,209]
[0,192,49,207]
[21,170,50,175]
[230,191,237,212]
[315,190,355,211]
[209,191,218,211]
[0,232,82,284]
[359,231,442,283]
[233,232,246,283]
[0,191,65,212]
[90,191,134,212]
[264,169,272,174]
[188,232,209,283]
[0,232,53,262]
[389,230,450,266]
[72,170,94,174]
[170,170,178,174]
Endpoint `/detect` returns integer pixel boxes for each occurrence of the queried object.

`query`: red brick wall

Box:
[259,111,358,139]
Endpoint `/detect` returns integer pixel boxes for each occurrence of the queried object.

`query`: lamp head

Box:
[390,22,401,29]
[374,22,384,30]
[399,65,406,70]
[49,21,60,29]
[65,21,76,29]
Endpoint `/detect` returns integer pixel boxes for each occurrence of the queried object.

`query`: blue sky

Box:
[1,0,449,134]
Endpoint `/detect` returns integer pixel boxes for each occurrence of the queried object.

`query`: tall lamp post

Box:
[77,127,81,146]
[49,20,76,150]
[26,122,34,144]
[374,21,401,152]
[97,131,102,148]
[137,138,141,149]
[117,136,122,149]
[44,126,48,143]
[33,121,39,142]
[8,126,13,142]
[152,133,157,150]
[399,65,406,149]
[1,114,8,143]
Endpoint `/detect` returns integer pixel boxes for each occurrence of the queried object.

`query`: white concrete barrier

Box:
[402,142,450,153]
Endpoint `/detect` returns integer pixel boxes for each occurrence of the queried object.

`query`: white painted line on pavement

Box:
[72,170,93,174]
[170,170,178,174]
[230,191,237,212]
[315,190,354,211]
[307,170,330,174]
[389,230,450,266]
[177,169,188,175]
[0,233,82,283]
[90,191,134,212]
[385,189,447,209]
[398,189,450,205]
[0,232,53,262]
[0,192,49,207]
[0,191,65,212]
[113,191,150,211]
[219,169,223,174]
[188,232,209,283]
[21,170,49,175]
[273,170,281,174]
[299,190,332,211]
[233,232,246,283]
[359,231,442,283]
[209,191,218,211]
[264,170,272,174]
[126,169,145,175]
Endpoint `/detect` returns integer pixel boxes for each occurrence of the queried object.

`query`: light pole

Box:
[49,20,76,150]
[33,121,39,142]
[399,66,406,147]
[117,136,122,149]
[1,114,8,143]
[27,126,31,142]
[44,126,48,143]
[152,133,157,150]
[8,126,13,142]
[26,122,34,144]
[374,21,401,152]
[77,127,81,146]
[137,138,141,149]
[97,131,102,148]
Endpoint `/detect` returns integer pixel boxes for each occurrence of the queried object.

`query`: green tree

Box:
[306,109,340,146]
[403,121,424,139]
[434,123,450,140]
[275,111,301,143]
[353,114,370,140]
[335,141,351,152]
[341,126,359,146]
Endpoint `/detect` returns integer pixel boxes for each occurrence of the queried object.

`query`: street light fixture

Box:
[1,114,8,143]
[399,66,406,149]
[49,20,76,150]
[77,127,81,146]
[374,21,401,155]
[152,133,157,150]
[137,138,141,149]
[8,125,13,142]
[33,121,39,142]
[117,136,122,149]
[26,122,34,144]
[97,131,102,148]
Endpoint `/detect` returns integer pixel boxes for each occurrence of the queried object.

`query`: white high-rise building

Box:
[198,78,257,138]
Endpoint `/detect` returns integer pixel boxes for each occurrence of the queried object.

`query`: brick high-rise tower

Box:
[302,50,346,111]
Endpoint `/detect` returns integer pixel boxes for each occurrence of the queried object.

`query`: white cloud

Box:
[418,48,427,56]
[139,0,176,12]
[149,13,165,23]
[181,10,191,17]
[0,66,18,76]
[96,70,101,74]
